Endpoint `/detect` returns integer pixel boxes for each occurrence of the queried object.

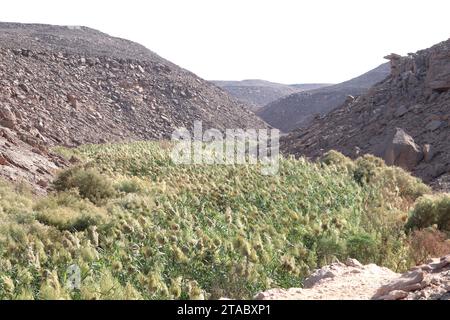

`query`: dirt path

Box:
[255,256,450,300]
[255,260,399,300]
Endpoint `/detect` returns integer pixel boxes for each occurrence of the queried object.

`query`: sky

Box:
[1,0,449,84]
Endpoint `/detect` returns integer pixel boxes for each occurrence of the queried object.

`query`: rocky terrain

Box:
[0,126,67,193]
[258,63,390,132]
[281,38,450,188]
[213,79,330,110]
[255,256,450,300]
[0,22,267,190]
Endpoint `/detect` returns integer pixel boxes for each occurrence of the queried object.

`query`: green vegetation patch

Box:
[0,142,438,299]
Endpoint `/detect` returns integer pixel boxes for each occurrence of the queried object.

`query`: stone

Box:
[37,179,48,188]
[426,120,443,131]
[423,144,434,162]
[373,270,428,299]
[19,83,29,93]
[0,105,17,129]
[395,105,408,117]
[382,128,423,171]
[0,154,9,165]
[375,290,409,300]
[345,258,363,268]
[345,95,355,105]
[66,94,78,108]
[303,268,336,288]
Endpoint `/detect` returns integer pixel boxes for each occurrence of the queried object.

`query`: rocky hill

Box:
[255,256,450,300]
[212,79,330,110]
[258,63,390,132]
[281,38,450,188]
[0,22,267,190]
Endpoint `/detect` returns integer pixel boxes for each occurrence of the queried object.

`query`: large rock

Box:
[426,50,450,91]
[0,105,17,129]
[373,270,429,299]
[384,53,403,76]
[382,128,423,171]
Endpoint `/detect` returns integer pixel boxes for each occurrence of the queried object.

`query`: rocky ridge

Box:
[281,38,450,188]
[213,79,330,110]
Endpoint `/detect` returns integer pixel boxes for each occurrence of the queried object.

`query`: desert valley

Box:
[0,19,449,301]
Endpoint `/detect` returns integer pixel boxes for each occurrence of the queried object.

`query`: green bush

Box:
[406,194,450,231]
[0,143,442,300]
[322,152,430,201]
[53,167,115,204]
[353,155,385,185]
[320,150,355,173]
[346,233,378,263]
[34,191,108,231]
[116,177,146,194]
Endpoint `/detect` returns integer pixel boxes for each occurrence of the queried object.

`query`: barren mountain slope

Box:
[213,79,330,110]
[281,39,450,187]
[258,63,390,132]
[0,22,267,189]
[0,22,267,147]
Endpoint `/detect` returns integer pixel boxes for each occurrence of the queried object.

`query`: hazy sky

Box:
[1,0,449,84]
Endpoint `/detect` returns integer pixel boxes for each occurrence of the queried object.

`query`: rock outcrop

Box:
[0,127,67,193]
[426,50,450,92]
[254,256,450,300]
[281,38,450,189]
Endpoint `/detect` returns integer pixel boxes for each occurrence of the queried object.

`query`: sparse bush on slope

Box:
[406,194,450,231]
[409,228,450,264]
[53,167,116,204]
[0,144,438,299]
[35,191,108,231]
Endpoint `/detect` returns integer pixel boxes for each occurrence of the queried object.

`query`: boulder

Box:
[376,290,409,300]
[395,105,408,117]
[382,128,423,171]
[0,105,17,129]
[423,144,434,162]
[426,120,443,131]
[373,270,429,299]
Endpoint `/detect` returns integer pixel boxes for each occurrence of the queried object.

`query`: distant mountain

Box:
[212,79,330,110]
[257,63,390,132]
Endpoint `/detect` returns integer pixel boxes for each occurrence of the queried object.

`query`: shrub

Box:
[346,233,378,263]
[352,154,430,201]
[320,150,355,173]
[116,177,146,194]
[35,191,108,231]
[0,142,442,300]
[406,194,450,231]
[409,228,450,264]
[389,167,431,200]
[353,155,385,185]
[53,167,115,204]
